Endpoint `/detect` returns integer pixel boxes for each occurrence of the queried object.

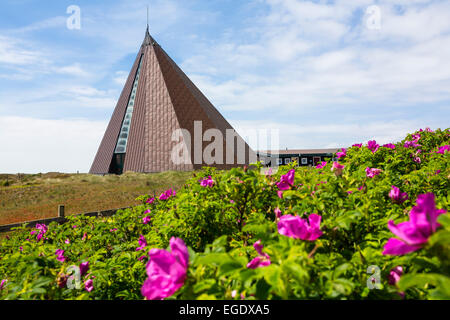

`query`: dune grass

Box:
[0,171,193,225]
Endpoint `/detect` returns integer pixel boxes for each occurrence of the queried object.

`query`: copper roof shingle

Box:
[89,28,255,174]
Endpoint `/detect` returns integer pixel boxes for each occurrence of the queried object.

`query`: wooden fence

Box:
[0,205,130,233]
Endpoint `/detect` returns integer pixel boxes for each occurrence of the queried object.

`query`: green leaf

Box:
[437,214,450,229]
[193,279,216,294]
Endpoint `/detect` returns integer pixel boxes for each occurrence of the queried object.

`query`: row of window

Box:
[260,155,337,166]
[114,56,144,154]
[277,157,308,165]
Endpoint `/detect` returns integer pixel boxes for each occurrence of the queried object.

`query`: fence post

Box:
[58,205,65,218]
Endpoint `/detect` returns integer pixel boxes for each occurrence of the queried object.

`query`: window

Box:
[114,55,144,154]
[285,158,291,164]
[277,158,283,165]
[301,158,308,165]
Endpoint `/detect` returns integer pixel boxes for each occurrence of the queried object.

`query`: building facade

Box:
[257,149,339,167]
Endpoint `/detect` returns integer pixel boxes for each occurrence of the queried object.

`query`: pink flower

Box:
[247,240,271,269]
[85,279,94,292]
[159,188,176,201]
[316,161,327,169]
[265,168,273,176]
[32,223,48,242]
[388,266,403,286]
[82,233,87,241]
[383,143,396,149]
[143,216,151,224]
[80,262,89,277]
[365,167,382,178]
[110,228,118,232]
[55,249,66,262]
[436,145,450,154]
[274,207,282,219]
[65,239,70,244]
[141,237,189,300]
[200,176,215,187]
[331,162,345,176]
[230,200,235,204]
[404,140,421,148]
[336,148,346,159]
[367,140,379,153]
[276,169,295,191]
[146,197,155,204]
[278,214,323,241]
[136,235,148,251]
[0,279,6,290]
[277,190,284,199]
[73,225,77,229]
[383,193,446,255]
[389,186,408,204]
[352,143,362,148]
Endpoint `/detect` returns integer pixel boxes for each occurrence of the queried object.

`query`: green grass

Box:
[0,171,193,225]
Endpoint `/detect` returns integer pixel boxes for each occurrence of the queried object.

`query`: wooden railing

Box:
[0,205,130,233]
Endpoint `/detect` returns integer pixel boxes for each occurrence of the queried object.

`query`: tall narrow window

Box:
[114,56,144,154]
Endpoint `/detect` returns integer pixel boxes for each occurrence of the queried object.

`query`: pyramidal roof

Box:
[90,28,255,174]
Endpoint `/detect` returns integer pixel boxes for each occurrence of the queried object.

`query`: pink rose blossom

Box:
[85,279,94,292]
[316,161,327,169]
[143,216,151,224]
[367,140,379,153]
[274,207,282,219]
[331,162,345,176]
[365,167,382,178]
[278,214,323,241]
[0,279,6,290]
[247,240,271,269]
[141,237,189,300]
[388,266,403,286]
[352,143,362,148]
[55,249,65,262]
[146,197,155,204]
[383,193,446,255]
[276,169,295,191]
[159,188,176,201]
[389,186,408,204]
[80,262,89,277]
[436,145,450,154]
[136,235,148,251]
[200,176,215,187]
[336,148,346,159]
[383,143,396,149]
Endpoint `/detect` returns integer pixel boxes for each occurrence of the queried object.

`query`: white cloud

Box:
[231,119,440,150]
[113,71,128,86]
[0,117,107,173]
[54,63,91,77]
[0,35,46,66]
[181,0,450,113]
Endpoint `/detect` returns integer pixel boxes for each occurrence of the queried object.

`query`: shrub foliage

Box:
[0,128,449,300]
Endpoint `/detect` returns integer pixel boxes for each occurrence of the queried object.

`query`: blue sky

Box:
[1,0,449,173]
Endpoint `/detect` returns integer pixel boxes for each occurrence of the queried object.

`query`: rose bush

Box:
[0,128,449,300]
